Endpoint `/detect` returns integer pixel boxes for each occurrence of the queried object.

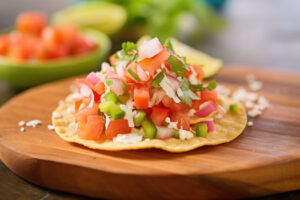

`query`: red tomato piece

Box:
[105,119,131,139]
[150,106,170,126]
[109,55,118,65]
[162,95,189,112]
[192,65,205,83]
[0,35,10,55]
[7,43,31,61]
[134,85,149,109]
[16,12,47,36]
[77,115,104,140]
[138,47,170,77]
[170,112,190,131]
[75,103,99,123]
[42,27,64,45]
[73,37,97,55]
[199,90,218,105]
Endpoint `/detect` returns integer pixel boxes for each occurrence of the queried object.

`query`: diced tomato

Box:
[199,90,218,105]
[58,24,78,49]
[77,115,104,140]
[150,106,169,126]
[7,43,31,61]
[105,118,131,139]
[192,65,205,83]
[42,27,64,45]
[138,47,170,77]
[16,12,47,36]
[94,81,105,96]
[162,95,189,111]
[0,35,10,55]
[109,55,118,65]
[170,112,190,131]
[134,85,149,109]
[75,103,99,123]
[73,37,97,55]
[74,98,83,112]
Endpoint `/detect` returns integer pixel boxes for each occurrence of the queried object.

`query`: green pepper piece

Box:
[134,110,146,127]
[142,118,157,139]
[103,92,119,103]
[229,103,239,112]
[196,124,207,138]
[174,129,180,139]
[110,105,125,120]
[99,101,115,114]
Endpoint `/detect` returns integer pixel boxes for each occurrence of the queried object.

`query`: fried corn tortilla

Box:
[52,95,247,152]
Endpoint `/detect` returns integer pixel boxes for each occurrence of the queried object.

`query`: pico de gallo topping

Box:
[73,37,221,142]
[0,12,97,62]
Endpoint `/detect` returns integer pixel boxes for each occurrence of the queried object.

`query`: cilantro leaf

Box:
[191,79,217,91]
[164,38,174,52]
[168,56,187,77]
[179,78,200,106]
[121,41,137,54]
[106,80,113,86]
[151,69,165,88]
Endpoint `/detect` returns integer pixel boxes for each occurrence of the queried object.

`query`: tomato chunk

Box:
[170,112,190,131]
[162,95,189,112]
[75,104,99,123]
[16,12,47,36]
[138,47,170,77]
[105,118,131,139]
[200,90,218,105]
[150,106,169,126]
[77,115,104,140]
[134,85,149,109]
[109,55,118,65]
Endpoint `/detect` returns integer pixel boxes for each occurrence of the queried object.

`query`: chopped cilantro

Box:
[113,53,118,59]
[128,68,141,82]
[151,69,165,88]
[121,41,137,54]
[168,56,187,77]
[106,80,113,86]
[164,38,174,52]
[191,79,217,91]
[179,77,200,106]
[122,80,129,93]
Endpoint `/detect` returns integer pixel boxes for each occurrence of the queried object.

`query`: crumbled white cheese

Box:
[247,121,254,126]
[52,111,62,118]
[26,120,42,128]
[104,113,110,129]
[68,122,78,131]
[216,85,231,97]
[179,129,194,140]
[47,125,55,131]
[165,117,171,123]
[113,132,143,144]
[18,121,25,126]
[67,105,75,113]
[168,121,178,129]
[20,127,25,132]
[248,109,262,118]
[120,100,135,127]
[160,75,181,103]
[245,101,254,109]
[249,80,263,91]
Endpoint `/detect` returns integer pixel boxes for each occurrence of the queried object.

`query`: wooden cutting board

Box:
[0,67,299,200]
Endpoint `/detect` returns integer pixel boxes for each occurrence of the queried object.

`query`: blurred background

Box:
[0,0,300,199]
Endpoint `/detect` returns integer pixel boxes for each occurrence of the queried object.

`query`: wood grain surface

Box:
[0,67,299,200]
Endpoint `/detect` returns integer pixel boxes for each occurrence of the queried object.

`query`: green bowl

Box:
[0,29,111,89]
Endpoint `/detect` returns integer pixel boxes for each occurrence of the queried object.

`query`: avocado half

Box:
[0,29,111,88]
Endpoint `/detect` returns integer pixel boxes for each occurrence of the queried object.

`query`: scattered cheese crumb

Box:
[249,80,263,91]
[52,111,62,118]
[113,132,143,144]
[248,121,254,126]
[18,121,25,126]
[216,85,231,97]
[26,120,42,128]
[47,125,55,131]
[179,129,194,140]
[20,127,25,132]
